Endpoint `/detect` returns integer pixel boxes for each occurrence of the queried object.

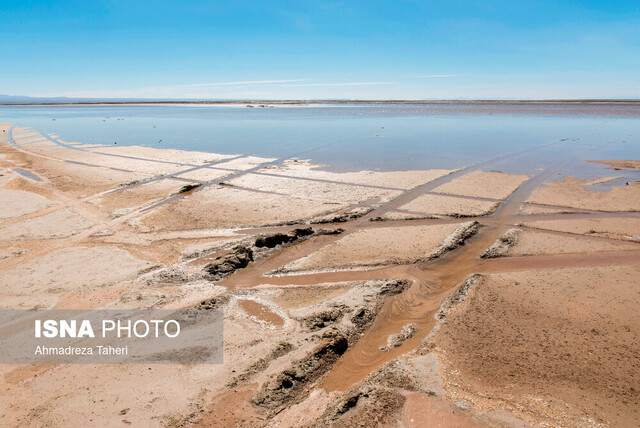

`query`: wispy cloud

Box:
[279,82,394,87]
[46,80,394,99]
[169,79,309,88]
[421,74,456,78]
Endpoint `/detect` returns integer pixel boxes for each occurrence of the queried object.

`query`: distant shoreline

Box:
[2,99,640,106]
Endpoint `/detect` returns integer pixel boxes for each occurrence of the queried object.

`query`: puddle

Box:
[12,168,42,182]
[239,299,284,328]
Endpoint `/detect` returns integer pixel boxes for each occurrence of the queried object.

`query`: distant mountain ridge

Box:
[0,94,156,104]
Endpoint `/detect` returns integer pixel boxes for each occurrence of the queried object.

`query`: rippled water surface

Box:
[1,103,639,173]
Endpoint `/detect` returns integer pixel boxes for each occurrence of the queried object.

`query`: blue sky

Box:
[1,1,638,99]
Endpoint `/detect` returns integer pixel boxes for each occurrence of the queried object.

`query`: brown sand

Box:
[138,185,347,231]
[173,167,232,182]
[0,246,154,308]
[0,208,94,241]
[0,189,55,220]
[228,173,402,204]
[587,159,640,170]
[399,193,498,217]
[260,159,454,189]
[518,204,582,215]
[507,229,639,256]
[433,170,530,199]
[430,266,640,426]
[280,223,464,272]
[528,176,640,211]
[523,217,640,241]
[89,178,193,217]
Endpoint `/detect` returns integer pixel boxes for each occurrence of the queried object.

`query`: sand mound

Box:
[430,266,640,426]
[0,246,154,306]
[228,173,401,204]
[400,193,498,217]
[260,160,453,190]
[0,189,54,220]
[433,170,529,200]
[0,208,93,241]
[279,222,476,272]
[138,185,347,231]
[507,229,639,256]
[522,217,640,241]
[527,176,640,211]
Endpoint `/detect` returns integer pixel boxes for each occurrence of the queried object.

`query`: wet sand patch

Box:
[0,189,54,220]
[228,173,401,204]
[90,178,193,217]
[279,223,468,272]
[527,176,640,211]
[173,167,232,182]
[433,170,530,200]
[239,299,285,328]
[507,229,639,256]
[399,193,498,217]
[137,185,347,231]
[430,266,640,426]
[0,246,154,307]
[214,155,277,171]
[0,208,93,241]
[522,217,640,241]
[260,159,454,190]
[587,159,640,170]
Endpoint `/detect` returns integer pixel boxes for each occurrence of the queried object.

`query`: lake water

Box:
[1,103,639,174]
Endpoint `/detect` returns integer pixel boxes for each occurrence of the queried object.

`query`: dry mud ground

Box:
[0,123,639,427]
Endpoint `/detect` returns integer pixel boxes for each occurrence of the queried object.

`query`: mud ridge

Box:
[480,228,521,258]
[435,274,482,321]
[310,207,373,224]
[424,220,480,262]
[201,227,329,281]
[250,279,412,414]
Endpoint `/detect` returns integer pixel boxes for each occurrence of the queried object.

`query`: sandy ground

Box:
[137,185,347,231]
[214,155,277,171]
[528,176,640,211]
[259,159,454,189]
[506,229,639,256]
[228,173,401,204]
[522,217,640,241]
[279,223,465,272]
[0,246,155,309]
[0,208,93,241]
[0,189,55,220]
[518,203,582,215]
[89,179,194,217]
[588,159,640,170]
[429,267,640,426]
[399,193,498,217]
[173,167,232,182]
[1,121,639,427]
[433,170,530,199]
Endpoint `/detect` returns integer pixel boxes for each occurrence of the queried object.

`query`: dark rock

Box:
[252,335,348,409]
[254,227,314,248]
[203,246,253,280]
[198,298,217,310]
[176,184,201,194]
[315,228,344,235]
[255,233,292,248]
[303,308,344,330]
[379,279,412,296]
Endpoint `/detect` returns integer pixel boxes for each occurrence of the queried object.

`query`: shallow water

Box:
[1,103,639,174]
